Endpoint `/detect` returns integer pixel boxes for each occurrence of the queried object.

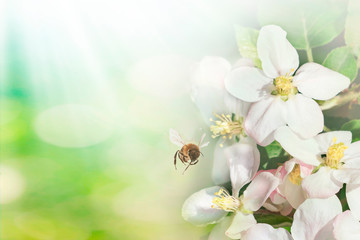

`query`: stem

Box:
[302,15,313,62]
[306,45,314,62]
[320,84,360,111]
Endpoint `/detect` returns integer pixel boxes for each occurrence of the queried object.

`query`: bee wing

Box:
[199,133,210,148]
[169,128,185,147]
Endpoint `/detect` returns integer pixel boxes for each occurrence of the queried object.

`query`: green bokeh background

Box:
[2,0,359,239]
[0,1,258,239]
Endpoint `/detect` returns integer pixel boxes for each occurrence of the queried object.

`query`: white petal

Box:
[182,186,227,225]
[225,212,256,239]
[257,25,299,78]
[225,67,272,102]
[284,177,306,209]
[233,58,255,69]
[314,131,352,153]
[285,94,324,139]
[191,56,231,89]
[291,196,342,240]
[274,126,321,166]
[243,172,280,211]
[212,139,231,185]
[224,92,252,118]
[332,169,360,185]
[301,167,343,198]
[346,184,360,221]
[342,141,360,168]
[208,216,233,240]
[333,210,360,240]
[191,85,230,125]
[243,224,294,240]
[244,96,287,146]
[293,62,350,101]
[225,143,260,197]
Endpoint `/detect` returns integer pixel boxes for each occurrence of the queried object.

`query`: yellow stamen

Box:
[211,188,240,212]
[289,164,302,185]
[325,137,348,169]
[271,70,297,101]
[209,113,245,141]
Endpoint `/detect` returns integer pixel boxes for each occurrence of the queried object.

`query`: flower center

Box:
[289,164,302,185]
[210,113,245,145]
[271,70,298,101]
[325,137,348,169]
[211,188,240,212]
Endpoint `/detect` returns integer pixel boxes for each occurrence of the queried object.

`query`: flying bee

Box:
[169,129,209,174]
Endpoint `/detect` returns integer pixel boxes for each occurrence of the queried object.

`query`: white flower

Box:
[225,25,350,146]
[275,126,360,218]
[190,57,260,185]
[182,171,279,239]
[291,196,360,240]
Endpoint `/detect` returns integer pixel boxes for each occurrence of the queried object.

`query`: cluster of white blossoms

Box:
[176,25,360,239]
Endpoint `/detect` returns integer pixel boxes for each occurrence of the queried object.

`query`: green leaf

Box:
[323,47,358,81]
[258,0,347,49]
[341,119,360,141]
[345,0,360,57]
[254,214,292,227]
[234,25,261,68]
[265,141,283,159]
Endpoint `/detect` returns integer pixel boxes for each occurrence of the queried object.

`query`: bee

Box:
[169,129,209,174]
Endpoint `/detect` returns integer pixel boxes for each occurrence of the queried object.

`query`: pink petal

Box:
[333,210,360,240]
[291,196,342,240]
[301,167,343,198]
[243,172,280,211]
[285,94,324,139]
[293,62,350,101]
[243,224,294,240]
[245,96,287,146]
[225,67,273,102]
[257,25,299,78]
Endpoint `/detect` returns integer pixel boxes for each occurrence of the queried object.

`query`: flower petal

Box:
[257,25,299,78]
[285,94,324,139]
[301,167,343,198]
[274,126,321,166]
[225,142,260,197]
[225,67,272,102]
[225,212,256,239]
[191,56,231,89]
[314,131,352,153]
[293,62,350,101]
[243,172,280,211]
[224,93,252,118]
[346,184,360,221]
[284,177,306,209]
[243,224,294,240]
[244,96,287,146]
[208,216,233,240]
[332,169,360,185]
[333,210,360,240]
[291,196,342,240]
[182,186,227,225]
[212,139,231,185]
[343,141,360,168]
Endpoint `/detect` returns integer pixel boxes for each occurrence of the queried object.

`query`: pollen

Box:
[289,164,302,185]
[325,137,348,169]
[210,113,245,140]
[271,71,297,101]
[211,188,240,212]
